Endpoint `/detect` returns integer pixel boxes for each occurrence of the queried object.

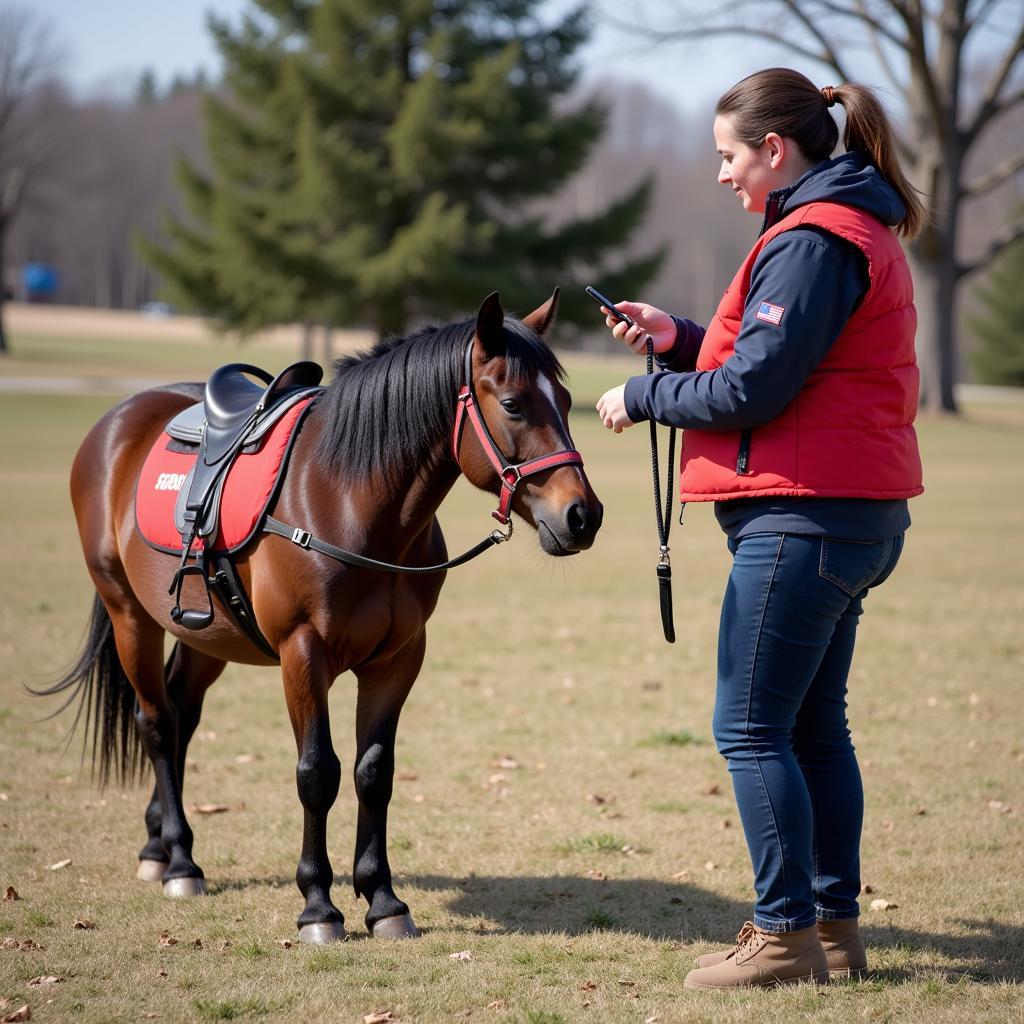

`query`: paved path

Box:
[0,376,173,394]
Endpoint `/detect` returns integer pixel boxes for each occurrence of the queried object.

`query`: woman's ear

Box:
[765,132,786,169]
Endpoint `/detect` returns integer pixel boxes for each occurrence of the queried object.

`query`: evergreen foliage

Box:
[969,214,1024,387]
[143,0,662,338]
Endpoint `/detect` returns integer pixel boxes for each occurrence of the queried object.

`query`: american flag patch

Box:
[755,301,785,325]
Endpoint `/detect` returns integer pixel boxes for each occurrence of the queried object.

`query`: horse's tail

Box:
[29,593,145,787]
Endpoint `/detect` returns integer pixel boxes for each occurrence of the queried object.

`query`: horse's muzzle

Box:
[538,498,603,555]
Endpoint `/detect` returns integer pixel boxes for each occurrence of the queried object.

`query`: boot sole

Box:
[684,970,830,991]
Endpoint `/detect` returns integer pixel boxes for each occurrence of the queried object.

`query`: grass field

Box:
[1,326,1023,1023]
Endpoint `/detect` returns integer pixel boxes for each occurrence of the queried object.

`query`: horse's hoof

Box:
[297,922,347,944]
[162,876,208,898]
[137,859,168,882]
[372,913,421,939]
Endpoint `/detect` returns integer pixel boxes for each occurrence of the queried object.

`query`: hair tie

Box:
[821,85,837,107]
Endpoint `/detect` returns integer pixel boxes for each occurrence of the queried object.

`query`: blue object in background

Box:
[23,263,60,298]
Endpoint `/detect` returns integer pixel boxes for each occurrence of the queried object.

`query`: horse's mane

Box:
[312,315,565,480]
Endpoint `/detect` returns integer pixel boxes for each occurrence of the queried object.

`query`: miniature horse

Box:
[45,291,602,942]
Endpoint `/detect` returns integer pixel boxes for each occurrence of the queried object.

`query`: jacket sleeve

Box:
[655,317,706,373]
[623,228,867,430]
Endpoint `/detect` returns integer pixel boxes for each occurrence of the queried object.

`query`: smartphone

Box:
[585,285,636,328]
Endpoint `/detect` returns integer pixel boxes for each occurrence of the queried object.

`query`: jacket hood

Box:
[765,151,907,230]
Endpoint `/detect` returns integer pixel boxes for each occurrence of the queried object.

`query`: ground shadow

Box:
[210,872,1024,982]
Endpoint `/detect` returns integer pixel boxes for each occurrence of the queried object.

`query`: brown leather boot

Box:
[818,918,867,979]
[684,921,828,990]
[697,918,867,976]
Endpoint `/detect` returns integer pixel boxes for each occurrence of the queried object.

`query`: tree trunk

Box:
[322,322,334,367]
[300,320,314,362]
[911,246,959,413]
[0,295,8,355]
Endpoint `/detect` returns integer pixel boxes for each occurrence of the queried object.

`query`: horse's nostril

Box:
[567,502,588,538]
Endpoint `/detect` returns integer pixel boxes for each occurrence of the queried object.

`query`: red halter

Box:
[451,340,584,526]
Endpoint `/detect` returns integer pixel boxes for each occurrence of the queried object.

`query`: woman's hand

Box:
[596,384,635,432]
[602,301,676,356]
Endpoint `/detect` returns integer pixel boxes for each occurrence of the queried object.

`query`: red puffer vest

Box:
[679,201,922,502]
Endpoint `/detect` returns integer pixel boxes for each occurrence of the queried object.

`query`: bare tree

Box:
[0,6,65,353]
[615,0,1024,412]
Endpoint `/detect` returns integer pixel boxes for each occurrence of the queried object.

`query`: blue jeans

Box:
[713,532,904,933]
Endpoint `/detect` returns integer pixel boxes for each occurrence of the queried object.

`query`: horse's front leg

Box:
[353,634,424,939]
[280,627,346,943]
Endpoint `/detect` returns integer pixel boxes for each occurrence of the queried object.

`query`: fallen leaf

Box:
[704,861,717,871]
[73,918,95,930]
[412,794,426,803]
[363,1013,396,1024]
[235,754,253,764]
[486,1000,506,1010]
[702,783,721,796]
[988,799,1012,815]
[191,938,203,949]
[870,898,898,912]
[158,931,178,947]
[394,772,418,782]
[156,967,168,979]
[217,940,232,953]
[585,793,613,806]
[188,804,229,815]
[670,870,690,881]
[26,976,61,988]
[646,1017,661,1023]
[579,981,597,991]
[4,887,19,901]
[491,756,520,770]
[642,680,662,691]
[1,1005,31,1022]
[719,818,731,829]
[585,870,606,881]
[48,859,72,871]
[487,773,506,786]
[277,939,293,949]
[449,949,473,962]
[617,979,635,986]
[1,939,43,952]
[861,884,874,895]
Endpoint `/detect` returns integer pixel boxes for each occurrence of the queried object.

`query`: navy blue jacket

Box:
[623,152,911,540]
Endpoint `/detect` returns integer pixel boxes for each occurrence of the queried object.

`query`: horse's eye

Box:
[500,398,523,417]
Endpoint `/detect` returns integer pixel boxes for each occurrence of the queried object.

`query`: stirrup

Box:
[168,550,215,631]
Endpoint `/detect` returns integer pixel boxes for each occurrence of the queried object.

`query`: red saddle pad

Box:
[135,397,315,555]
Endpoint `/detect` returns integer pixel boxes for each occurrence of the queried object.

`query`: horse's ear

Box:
[475,291,506,358]
[522,287,560,338]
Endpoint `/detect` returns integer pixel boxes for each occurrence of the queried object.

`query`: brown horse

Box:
[43,291,602,942]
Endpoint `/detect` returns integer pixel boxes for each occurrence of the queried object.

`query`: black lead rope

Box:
[646,337,678,643]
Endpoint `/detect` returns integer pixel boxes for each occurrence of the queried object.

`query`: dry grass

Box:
[0,330,1022,1023]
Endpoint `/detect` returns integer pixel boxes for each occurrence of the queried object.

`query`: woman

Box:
[596,68,925,990]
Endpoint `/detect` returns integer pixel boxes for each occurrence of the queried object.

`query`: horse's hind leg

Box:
[353,636,424,939]
[100,599,208,896]
[138,642,225,881]
[281,627,346,943]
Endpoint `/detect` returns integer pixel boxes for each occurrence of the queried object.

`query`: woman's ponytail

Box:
[831,83,927,240]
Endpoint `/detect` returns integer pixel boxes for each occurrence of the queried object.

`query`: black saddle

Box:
[167,360,323,634]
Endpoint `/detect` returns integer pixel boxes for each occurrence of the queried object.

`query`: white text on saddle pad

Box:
[154,472,187,492]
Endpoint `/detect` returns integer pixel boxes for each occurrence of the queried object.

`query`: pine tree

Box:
[969,215,1024,387]
[144,0,662,338]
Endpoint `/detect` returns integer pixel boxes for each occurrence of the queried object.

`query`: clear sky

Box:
[24,0,833,118]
